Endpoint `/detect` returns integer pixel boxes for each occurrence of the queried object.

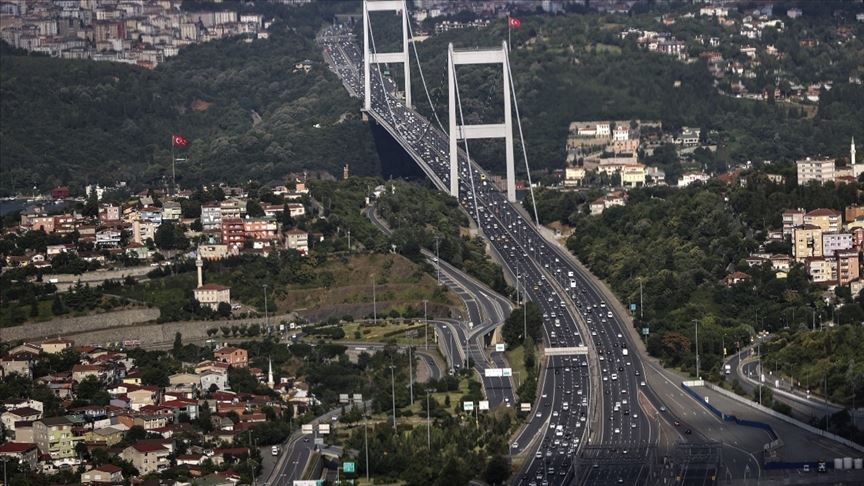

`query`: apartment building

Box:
[33,416,83,460]
[797,157,835,185]
[793,224,823,261]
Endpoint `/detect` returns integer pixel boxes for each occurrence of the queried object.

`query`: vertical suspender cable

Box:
[450,54,481,227]
[504,48,540,227]
[406,18,446,134]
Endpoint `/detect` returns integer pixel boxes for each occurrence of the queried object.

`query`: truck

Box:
[622,348,629,356]
[724,364,732,375]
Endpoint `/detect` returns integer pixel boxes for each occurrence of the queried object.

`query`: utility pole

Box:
[639,278,644,319]
[390,364,397,428]
[364,414,370,481]
[347,229,351,252]
[435,236,441,285]
[263,284,269,332]
[693,319,700,379]
[426,388,433,449]
[424,300,428,351]
[722,334,727,358]
[409,346,414,405]
[373,274,377,325]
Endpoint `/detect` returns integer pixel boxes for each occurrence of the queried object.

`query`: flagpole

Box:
[171,135,176,196]
[508,17,511,51]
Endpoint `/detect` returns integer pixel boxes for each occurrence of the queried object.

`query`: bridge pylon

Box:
[447,41,516,203]
[363,0,411,111]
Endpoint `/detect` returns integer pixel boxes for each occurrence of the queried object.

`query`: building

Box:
[564,166,586,186]
[98,204,120,222]
[675,127,700,146]
[193,254,231,311]
[199,244,229,260]
[1,406,42,434]
[797,157,835,185]
[793,224,823,261]
[221,218,245,247]
[243,217,279,241]
[845,204,864,224]
[214,347,248,368]
[782,209,805,237]
[804,208,842,233]
[201,203,222,231]
[132,220,156,245]
[33,416,82,460]
[836,250,860,285]
[620,164,646,188]
[0,442,40,470]
[162,201,182,221]
[121,443,170,476]
[822,233,853,257]
[81,463,124,484]
[285,229,309,255]
[678,172,710,187]
[724,271,751,286]
[805,257,835,283]
[40,338,74,354]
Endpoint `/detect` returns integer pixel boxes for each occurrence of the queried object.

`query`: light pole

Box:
[389,364,397,428]
[722,334,727,358]
[347,229,351,252]
[693,319,700,379]
[434,235,441,285]
[263,284,269,332]
[639,277,644,319]
[408,345,414,405]
[372,274,377,325]
[424,300,428,351]
[364,414,370,481]
[426,388,434,449]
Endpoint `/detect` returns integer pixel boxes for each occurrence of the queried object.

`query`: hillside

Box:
[0,2,380,195]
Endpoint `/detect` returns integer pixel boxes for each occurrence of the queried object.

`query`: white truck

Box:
[724,364,732,375]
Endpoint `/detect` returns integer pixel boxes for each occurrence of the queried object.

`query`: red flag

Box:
[508,16,521,28]
[172,134,188,148]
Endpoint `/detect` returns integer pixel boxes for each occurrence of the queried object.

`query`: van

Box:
[272,445,280,456]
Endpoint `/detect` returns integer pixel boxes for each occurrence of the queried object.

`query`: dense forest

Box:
[0,2,380,195]
[536,177,863,382]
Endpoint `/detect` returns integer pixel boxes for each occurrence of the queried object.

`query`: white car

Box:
[614,428,620,434]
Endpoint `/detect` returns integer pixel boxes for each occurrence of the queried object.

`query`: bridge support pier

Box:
[447,41,516,202]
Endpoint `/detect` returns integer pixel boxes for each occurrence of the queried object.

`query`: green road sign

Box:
[343,462,355,473]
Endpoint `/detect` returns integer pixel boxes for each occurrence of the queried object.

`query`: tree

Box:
[51,294,67,315]
[281,205,296,229]
[125,425,147,443]
[172,332,183,358]
[218,302,232,318]
[246,199,265,217]
[83,190,99,217]
[484,455,510,485]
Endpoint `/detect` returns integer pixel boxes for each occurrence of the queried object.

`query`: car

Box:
[660,406,666,412]
[614,428,620,434]
[674,421,680,426]
[802,464,810,473]
[512,442,519,448]
[535,451,542,459]
[685,429,692,435]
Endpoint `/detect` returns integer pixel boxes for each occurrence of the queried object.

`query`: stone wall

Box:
[0,308,160,342]
[31,314,297,349]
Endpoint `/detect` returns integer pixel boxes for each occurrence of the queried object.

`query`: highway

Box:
[365,203,517,406]
[319,23,662,485]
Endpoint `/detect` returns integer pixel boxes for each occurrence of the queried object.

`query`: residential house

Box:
[162,201,182,221]
[797,157,835,185]
[804,208,842,233]
[199,243,229,260]
[724,271,751,286]
[33,416,83,460]
[132,220,156,245]
[822,233,854,257]
[836,250,860,285]
[201,203,222,231]
[782,209,805,237]
[121,443,170,475]
[285,229,309,255]
[98,204,120,222]
[40,338,74,354]
[95,229,122,247]
[678,172,710,187]
[620,164,646,188]
[72,364,105,383]
[81,463,124,483]
[200,370,229,391]
[219,199,244,219]
[793,224,823,261]
[243,217,279,241]
[127,386,160,411]
[564,166,586,186]
[805,257,835,283]
[86,425,126,447]
[221,218,245,247]
[214,347,248,368]
[674,127,700,146]
[0,442,40,469]
[1,407,42,434]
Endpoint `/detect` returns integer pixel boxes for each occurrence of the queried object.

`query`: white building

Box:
[797,157,835,185]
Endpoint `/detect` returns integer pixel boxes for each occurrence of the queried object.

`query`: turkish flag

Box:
[509,17,521,28]
[172,134,188,148]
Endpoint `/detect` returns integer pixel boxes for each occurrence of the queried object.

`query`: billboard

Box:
[520,403,531,412]
[495,343,506,352]
[502,368,513,377]
[484,368,503,377]
[478,401,490,411]
[301,424,314,434]
[339,394,349,404]
[319,423,331,435]
[463,401,474,411]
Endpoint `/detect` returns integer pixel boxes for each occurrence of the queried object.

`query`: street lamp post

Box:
[389,364,397,428]
[372,275,377,325]
[263,284,269,332]
[424,300,428,351]
[364,414,370,481]
[693,319,700,379]
[435,236,441,285]
[409,346,414,405]
[722,334,727,358]
[426,388,434,449]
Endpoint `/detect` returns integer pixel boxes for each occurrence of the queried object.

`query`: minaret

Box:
[852,137,857,167]
[267,356,275,388]
[196,253,203,288]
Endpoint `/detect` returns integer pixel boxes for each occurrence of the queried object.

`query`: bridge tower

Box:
[363,0,411,111]
[448,42,516,202]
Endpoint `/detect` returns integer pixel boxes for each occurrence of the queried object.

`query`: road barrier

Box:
[680,381,778,441]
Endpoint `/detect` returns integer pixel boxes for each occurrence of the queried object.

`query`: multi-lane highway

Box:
[319,23,659,485]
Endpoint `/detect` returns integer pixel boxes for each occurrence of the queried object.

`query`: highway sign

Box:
[495,343,506,352]
[484,368,503,377]
[478,400,490,411]
[339,394,349,404]
[343,462,355,473]
[642,327,649,336]
[463,401,474,411]
[314,438,324,446]
[502,368,513,377]
[352,393,363,403]
[520,403,531,412]
[630,303,637,311]
[319,423,331,435]
[301,424,314,434]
